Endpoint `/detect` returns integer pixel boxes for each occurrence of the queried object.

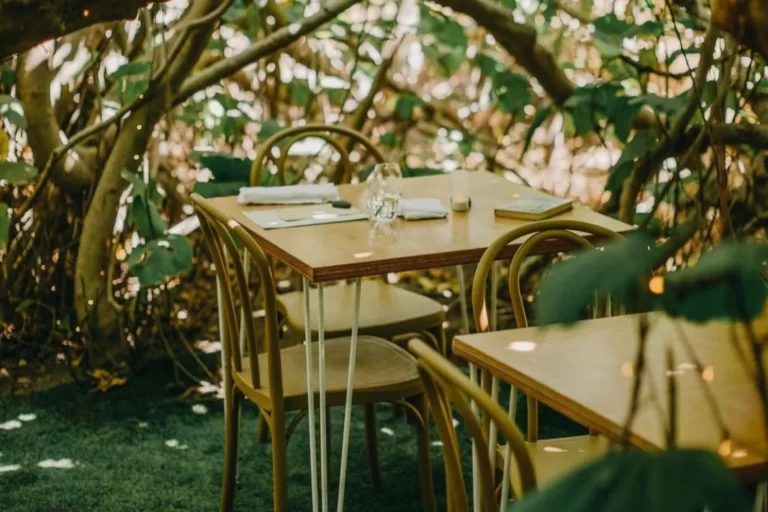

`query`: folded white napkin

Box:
[398,198,449,220]
[237,183,339,205]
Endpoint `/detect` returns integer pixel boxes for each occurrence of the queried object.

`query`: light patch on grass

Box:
[138,422,149,428]
[380,427,394,436]
[0,420,22,430]
[165,439,180,448]
[18,414,36,422]
[0,464,21,473]
[38,459,76,469]
[191,404,208,415]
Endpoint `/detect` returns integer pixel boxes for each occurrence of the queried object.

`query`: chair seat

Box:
[498,435,610,489]
[278,281,445,338]
[235,335,423,411]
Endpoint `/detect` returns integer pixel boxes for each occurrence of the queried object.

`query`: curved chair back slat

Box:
[471,219,624,334]
[471,219,624,442]
[191,194,283,403]
[409,339,537,511]
[250,123,386,186]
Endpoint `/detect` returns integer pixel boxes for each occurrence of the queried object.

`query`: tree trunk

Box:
[73,0,218,361]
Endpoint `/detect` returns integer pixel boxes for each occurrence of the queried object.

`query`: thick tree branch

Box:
[16,46,96,192]
[0,0,170,62]
[74,0,220,341]
[173,0,362,105]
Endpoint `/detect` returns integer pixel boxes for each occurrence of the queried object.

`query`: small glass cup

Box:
[365,163,402,223]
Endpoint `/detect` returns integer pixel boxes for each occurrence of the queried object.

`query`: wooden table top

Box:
[453,312,768,481]
[208,171,632,282]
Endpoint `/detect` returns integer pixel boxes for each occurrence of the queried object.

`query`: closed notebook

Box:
[494,195,573,221]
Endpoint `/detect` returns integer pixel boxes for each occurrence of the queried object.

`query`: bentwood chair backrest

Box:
[408,339,536,511]
[250,123,386,186]
[471,219,624,440]
[191,193,284,406]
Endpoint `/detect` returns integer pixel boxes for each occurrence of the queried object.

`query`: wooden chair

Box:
[192,193,436,512]
[472,220,623,488]
[408,338,537,511]
[249,123,445,349]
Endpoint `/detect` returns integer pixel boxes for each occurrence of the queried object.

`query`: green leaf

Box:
[605,129,657,193]
[492,71,531,117]
[129,195,167,239]
[380,132,398,148]
[513,450,749,512]
[193,153,253,183]
[658,242,768,323]
[523,104,554,155]
[119,79,148,105]
[630,93,689,116]
[258,119,284,141]
[592,13,633,38]
[395,94,424,119]
[614,129,657,169]
[536,222,696,325]
[0,161,38,184]
[0,95,26,128]
[290,81,311,107]
[128,235,193,287]
[593,35,623,59]
[192,181,247,198]
[110,61,151,79]
[121,169,147,196]
[0,201,8,250]
[623,20,665,38]
[1,69,15,90]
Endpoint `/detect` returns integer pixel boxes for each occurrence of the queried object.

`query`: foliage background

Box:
[1,0,768,390]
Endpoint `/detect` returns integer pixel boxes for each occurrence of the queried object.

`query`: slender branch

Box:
[617,28,719,222]
[174,0,362,105]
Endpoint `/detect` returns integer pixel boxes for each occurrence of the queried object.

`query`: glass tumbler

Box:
[365,163,402,223]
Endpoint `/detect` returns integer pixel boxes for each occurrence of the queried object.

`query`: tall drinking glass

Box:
[365,163,402,223]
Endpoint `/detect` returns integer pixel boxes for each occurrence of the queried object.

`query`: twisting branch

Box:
[617,28,719,222]
[174,0,363,105]
[12,0,235,224]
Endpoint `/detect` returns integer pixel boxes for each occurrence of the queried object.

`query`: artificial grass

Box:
[0,360,584,511]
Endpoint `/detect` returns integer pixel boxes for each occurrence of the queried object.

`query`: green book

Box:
[494,195,573,221]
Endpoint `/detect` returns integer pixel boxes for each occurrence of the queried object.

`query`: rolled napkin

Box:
[398,198,449,220]
[238,183,339,205]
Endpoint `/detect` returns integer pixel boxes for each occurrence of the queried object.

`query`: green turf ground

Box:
[0,360,583,511]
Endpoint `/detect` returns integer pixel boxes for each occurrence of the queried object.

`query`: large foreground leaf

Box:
[128,235,193,287]
[657,242,768,322]
[514,450,749,512]
[536,221,697,325]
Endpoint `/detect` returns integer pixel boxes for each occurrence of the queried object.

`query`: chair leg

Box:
[220,388,242,512]
[257,414,269,443]
[410,394,437,512]
[271,411,289,512]
[364,403,383,490]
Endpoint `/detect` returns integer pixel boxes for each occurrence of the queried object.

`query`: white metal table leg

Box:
[755,482,768,512]
[488,262,499,474]
[216,273,227,405]
[317,283,329,512]
[458,264,481,512]
[336,278,363,511]
[303,277,320,512]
